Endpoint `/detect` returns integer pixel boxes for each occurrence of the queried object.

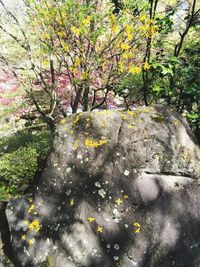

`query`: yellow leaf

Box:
[139,14,146,22]
[121,43,130,50]
[118,61,124,72]
[62,43,70,52]
[129,66,141,74]
[71,26,80,35]
[82,16,91,25]
[143,61,150,70]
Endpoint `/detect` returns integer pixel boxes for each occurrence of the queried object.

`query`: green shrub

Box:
[0,130,54,200]
[0,146,38,183]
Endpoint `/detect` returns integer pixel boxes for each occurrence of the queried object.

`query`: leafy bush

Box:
[0,130,54,200]
[0,147,38,195]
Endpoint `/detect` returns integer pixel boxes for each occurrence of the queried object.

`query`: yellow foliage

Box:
[71,26,80,35]
[139,14,147,22]
[143,61,150,70]
[129,66,141,74]
[82,16,91,25]
[125,24,133,41]
[121,43,130,50]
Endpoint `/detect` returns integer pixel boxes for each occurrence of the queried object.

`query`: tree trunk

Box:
[82,83,90,112]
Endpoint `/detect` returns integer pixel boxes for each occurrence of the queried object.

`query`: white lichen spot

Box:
[114,244,120,250]
[95,182,101,188]
[107,244,111,249]
[114,256,119,261]
[77,154,83,159]
[125,224,129,228]
[66,167,72,173]
[124,170,130,176]
[113,209,119,215]
[98,189,106,198]
[114,218,121,223]
[66,189,71,196]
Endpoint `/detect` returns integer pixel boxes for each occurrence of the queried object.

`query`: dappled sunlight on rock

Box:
[5,106,200,267]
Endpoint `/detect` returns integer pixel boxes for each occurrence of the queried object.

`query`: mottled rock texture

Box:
[6,106,200,267]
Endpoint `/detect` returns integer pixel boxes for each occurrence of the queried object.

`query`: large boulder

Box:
[6,106,200,267]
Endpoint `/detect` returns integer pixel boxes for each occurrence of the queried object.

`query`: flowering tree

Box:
[0,0,157,127]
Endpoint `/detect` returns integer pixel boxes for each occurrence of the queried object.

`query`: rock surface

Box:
[6,106,200,267]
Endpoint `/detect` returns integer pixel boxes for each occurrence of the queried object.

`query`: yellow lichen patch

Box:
[85,138,108,148]
[127,111,136,117]
[60,118,67,125]
[29,220,41,232]
[137,107,154,113]
[134,227,141,234]
[70,199,74,206]
[87,217,95,223]
[174,144,179,150]
[28,239,35,246]
[151,115,165,123]
[72,115,81,126]
[121,113,128,120]
[21,235,26,240]
[143,107,154,112]
[28,204,36,214]
[171,119,180,126]
[100,123,105,128]
[97,226,103,233]
[133,222,141,234]
[128,122,135,129]
[180,146,192,162]
[116,198,123,205]
[73,140,79,149]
